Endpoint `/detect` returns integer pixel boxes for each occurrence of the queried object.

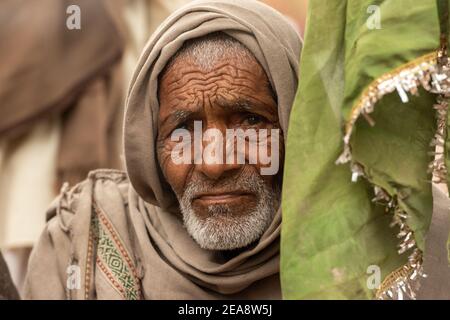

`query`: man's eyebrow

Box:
[215,98,252,112]
[173,109,193,122]
[216,97,276,116]
[161,109,196,128]
[162,100,251,125]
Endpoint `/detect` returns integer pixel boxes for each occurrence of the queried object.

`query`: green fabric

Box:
[281,0,443,299]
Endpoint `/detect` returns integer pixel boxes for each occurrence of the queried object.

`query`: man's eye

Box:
[175,121,190,131]
[244,114,266,126]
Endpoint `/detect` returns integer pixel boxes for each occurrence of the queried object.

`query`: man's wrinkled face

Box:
[157,48,283,251]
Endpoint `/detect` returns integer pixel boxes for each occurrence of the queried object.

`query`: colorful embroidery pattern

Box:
[90,201,141,300]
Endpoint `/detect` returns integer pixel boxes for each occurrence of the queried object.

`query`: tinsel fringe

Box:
[335,51,450,300]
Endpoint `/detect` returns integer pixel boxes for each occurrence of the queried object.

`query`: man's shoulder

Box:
[46,169,130,225]
[26,170,132,299]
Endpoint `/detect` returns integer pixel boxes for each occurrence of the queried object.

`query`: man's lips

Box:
[193,191,254,204]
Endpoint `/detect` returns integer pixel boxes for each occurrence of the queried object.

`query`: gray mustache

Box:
[182,173,266,203]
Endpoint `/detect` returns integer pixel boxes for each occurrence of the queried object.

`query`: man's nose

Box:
[194,124,242,180]
[196,162,242,180]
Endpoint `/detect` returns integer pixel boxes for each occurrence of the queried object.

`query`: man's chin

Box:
[191,224,260,251]
[183,206,270,251]
[179,176,280,251]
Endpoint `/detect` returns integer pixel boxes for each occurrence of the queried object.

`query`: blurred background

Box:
[0,0,308,298]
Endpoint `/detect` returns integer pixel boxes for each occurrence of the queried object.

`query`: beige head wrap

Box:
[124,0,301,209]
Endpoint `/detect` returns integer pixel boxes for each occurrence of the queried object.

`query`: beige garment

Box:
[0,0,125,189]
[0,252,19,300]
[24,0,301,299]
[25,170,282,299]
[417,183,450,299]
[2,247,31,297]
[0,0,124,296]
[0,117,60,249]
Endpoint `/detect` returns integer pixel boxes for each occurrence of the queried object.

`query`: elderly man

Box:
[24,0,301,299]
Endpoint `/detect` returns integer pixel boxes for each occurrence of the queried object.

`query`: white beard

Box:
[178,174,280,250]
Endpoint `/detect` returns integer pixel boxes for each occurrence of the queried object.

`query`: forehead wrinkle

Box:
[164,74,265,106]
[162,61,276,105]
[165,63,258,89]
[162,32,257,76]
